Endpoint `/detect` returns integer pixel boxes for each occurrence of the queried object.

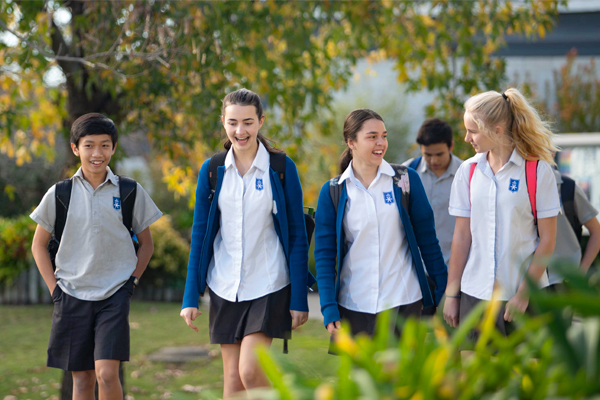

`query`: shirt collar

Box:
[224,141,269,173]
[73,166,118,186]
[339,159,395,185]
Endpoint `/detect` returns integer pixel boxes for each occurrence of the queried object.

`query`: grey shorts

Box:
[47,279,134,371]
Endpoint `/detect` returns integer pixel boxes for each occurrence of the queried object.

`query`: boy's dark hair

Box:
[416,118,453,147]
[70,113,118,148]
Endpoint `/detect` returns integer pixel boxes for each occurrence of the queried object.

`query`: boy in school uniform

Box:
[547,168,600,290]
[403,119,462,315]
[30,113,162,400]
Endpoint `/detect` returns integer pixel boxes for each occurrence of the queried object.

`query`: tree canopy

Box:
[1,0,560,206]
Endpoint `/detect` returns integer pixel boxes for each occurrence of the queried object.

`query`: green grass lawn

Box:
[0,301,338,400]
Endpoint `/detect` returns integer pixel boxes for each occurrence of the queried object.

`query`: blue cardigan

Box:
[182,155,315,312]
[314,167,448,327]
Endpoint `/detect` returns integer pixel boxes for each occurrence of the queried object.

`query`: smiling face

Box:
[347,118,388,169]
[464,112,496,154]
[71,134,116,179]
[221,104,265,156]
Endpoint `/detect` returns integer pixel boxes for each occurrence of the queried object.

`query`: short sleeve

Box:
[574,184,598,224]
[131,183,163,234]
[448,161,473,218]
[536,162,561,220]
[29,185,56,235]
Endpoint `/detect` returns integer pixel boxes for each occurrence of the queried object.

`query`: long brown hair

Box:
[221,88,280,153]
[339,109,384,173]
[464,88,557,163]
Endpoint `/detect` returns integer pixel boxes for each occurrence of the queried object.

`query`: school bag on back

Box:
[48,176,138,270]
[560,175,583,242]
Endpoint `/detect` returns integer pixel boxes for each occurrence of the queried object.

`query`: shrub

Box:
[257,267,600,399]
[0,215,36,284]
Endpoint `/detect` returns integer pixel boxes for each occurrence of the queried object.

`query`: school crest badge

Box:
[255,178,264,191]
[383,191,394,204]
[509,179,519,192]
[113,197,121,210]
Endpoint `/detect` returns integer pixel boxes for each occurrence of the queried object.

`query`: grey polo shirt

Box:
[30,167,162,301]
[548,169,598,285]
[403,154,463,264]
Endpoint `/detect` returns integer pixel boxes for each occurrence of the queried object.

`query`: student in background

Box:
[547,168,600,289]
[443,88,560,338]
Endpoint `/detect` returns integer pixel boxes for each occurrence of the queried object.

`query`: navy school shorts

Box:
[47,279,134,371]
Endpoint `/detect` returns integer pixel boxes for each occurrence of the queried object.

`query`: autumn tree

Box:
[1,0,561,207]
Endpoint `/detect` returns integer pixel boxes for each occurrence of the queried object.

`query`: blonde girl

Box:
[443,88,560,337]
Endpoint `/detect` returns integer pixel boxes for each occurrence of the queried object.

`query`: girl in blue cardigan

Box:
[314,109,447,342]
[180,89,312,398]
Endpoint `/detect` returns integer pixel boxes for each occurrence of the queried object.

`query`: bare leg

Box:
[238,332,273,391]
[72,370,96,400]
[95,359,122,400]
[221,343,245,398]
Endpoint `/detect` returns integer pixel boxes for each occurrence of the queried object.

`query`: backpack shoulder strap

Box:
[54,178,73,242]
[118,176,137,237]
[525,160,538,225]
[329,175,343,215]
[269,151,286,187]
[390,164,410,214]
[409,155,422,171]
[208,151,228,192]
[560,175,582,241]
[468,162,477,205]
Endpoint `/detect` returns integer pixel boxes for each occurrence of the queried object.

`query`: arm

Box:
[505,216,557,321]
[131,227,153,279]
[31,225,57,295]
[283,157,309,328]
[581,217,600,273]
[407,169,447,304]
[442,217,471,327]
[314,182,341,329]
[181,160,212,331]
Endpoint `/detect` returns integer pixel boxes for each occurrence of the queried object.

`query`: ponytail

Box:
[339,147,353,174]
[464,88,557,164]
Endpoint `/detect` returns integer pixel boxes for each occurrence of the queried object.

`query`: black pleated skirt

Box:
[208,284,292,344]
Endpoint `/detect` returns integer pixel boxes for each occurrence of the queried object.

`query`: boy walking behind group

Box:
[403,118,462,314]
[30,113,162,400]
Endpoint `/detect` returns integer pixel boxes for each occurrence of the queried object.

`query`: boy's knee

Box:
[72,370,96,393]
[95,362,120,387]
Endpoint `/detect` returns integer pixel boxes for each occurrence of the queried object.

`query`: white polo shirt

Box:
[338,160,422,314]
[30,167,162,301]
[207,143,289,302]
[449,150,560,301]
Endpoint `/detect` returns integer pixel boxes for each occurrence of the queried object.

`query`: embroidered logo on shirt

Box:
[509,179,520,192]
[383,191,394,204]
[255,178,264,191]
[113,197,121,210]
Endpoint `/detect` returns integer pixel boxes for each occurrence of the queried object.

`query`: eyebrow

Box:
[83,139,112,143]
[227,118,255,122]
[365,131,387,134]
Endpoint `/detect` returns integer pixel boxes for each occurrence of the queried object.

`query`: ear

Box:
[111,142,117,155]
[71,143,80,156]
[221,115,225,127]
[449,141,454,153]
[347,138,355,150]
[495,125,505,138]
[258,115,265,129]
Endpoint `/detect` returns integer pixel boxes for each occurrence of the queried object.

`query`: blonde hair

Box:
[464,88,557,164]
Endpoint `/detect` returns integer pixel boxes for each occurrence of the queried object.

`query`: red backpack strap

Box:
[468,163,477,204]
[525,160,538,224]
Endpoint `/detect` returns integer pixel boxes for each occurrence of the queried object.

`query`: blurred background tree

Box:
[1,0,562,212]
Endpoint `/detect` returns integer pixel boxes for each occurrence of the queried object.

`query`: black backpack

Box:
[48,176,138,269]
[208,150,315,245]
[561,175,583,242]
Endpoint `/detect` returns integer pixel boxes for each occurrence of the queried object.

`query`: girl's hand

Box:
[504,292,529,322]
[180,307,202,332]
[443,297,460,328]
[290,310,309,330]
[326,320,341,335]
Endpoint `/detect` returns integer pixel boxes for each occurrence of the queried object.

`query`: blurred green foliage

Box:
[0,215,36,284]
[258,267,600,400]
